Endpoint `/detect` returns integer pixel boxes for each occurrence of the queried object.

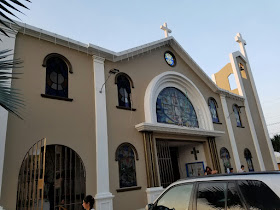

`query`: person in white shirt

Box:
[238,165,245,173]
[82,195,95,210]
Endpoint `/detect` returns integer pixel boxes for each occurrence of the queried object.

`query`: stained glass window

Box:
[46,57,68,98]
[117,75,131,108]
[244,148,254,172]
[116,144,137,188]
[164,51,176,67]
[208,98,219,123]
[233,105,242,127]
[156,87,198,127]
[220,147,231,173]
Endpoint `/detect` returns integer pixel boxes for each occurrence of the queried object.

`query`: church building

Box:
[0,20,278,210]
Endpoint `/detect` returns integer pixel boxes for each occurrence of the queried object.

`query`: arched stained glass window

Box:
[244,148,254,172]
[208,98,219,123]
[117,75,132,108]
[233,105,242,127]
[156,87,198,127]
[220,147,231,173]
[45,56,69,98]
[116,143,138,188]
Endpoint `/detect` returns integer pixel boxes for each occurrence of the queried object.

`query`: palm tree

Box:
[0,0,31,119]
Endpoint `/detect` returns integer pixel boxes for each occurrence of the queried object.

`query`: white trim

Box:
[0,29,17,199]
[144,71,214,131]
[135,122,224,137]
[211,74,217,84]
[92,56,114,210]
[230,52,265,171]
[146,187,164,204]
[220,94,241,170]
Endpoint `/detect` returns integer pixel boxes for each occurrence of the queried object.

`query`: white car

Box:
[146,171,280,210]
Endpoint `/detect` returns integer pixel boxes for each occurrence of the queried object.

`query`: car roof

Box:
[170,171,280,187]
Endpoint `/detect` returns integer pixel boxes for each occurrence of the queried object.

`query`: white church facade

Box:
[0,20,278,210]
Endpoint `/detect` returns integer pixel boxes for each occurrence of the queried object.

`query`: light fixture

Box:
[100,69,120,93]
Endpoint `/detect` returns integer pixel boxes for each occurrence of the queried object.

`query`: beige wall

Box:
[236,57,274,170]
[0,34,97,208]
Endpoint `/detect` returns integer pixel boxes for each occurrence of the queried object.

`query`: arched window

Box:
[115,143,138,188]
[244,148,254,172]
[208,98,219,123]
[43,54,71,98]
[220,147,231,173]
[156,87,198,127]
[233,104,242,127]
[116,73,133,108]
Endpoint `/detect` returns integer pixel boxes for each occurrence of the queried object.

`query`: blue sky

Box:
[10,0,280,136]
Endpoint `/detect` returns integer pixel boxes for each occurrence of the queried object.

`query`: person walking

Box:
[82,195,95,210]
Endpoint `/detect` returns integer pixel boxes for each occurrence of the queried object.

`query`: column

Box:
[220,94,241,170]
[92,55,114,210]
[207,137,221,173]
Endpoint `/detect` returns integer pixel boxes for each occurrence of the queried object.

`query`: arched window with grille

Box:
[208,97,220,123]
[233,104,242,127]
[115,143,138,188]
[43,53,72,98]
[115,73,134,109]
[220,147,231,173]
[244,148,254,172]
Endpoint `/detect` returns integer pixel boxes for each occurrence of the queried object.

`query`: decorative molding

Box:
[116,106,136,111]
[41,94,73,102]
[92,55,105,63]
[144,71,214,131]
[42,53,73,73]
[135,122,224,137]
[116,186,141,192]
[95,192,114,210]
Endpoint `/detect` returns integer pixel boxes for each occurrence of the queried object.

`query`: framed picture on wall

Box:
[186,162,204,177]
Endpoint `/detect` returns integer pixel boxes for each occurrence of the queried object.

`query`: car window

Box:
[155,183,193,210]
[196,182,226,209]
[237,180,280,209]
[227,182,245,210]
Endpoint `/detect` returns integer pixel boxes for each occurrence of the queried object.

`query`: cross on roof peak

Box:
[235,33,247,58]
[160,22,172,38]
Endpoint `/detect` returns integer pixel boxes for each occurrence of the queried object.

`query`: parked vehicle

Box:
[146,171,280,210]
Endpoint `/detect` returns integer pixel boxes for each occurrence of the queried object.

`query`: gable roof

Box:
[1,18,244,100]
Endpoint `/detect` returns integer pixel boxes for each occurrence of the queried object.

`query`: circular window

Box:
[164,51,176,67]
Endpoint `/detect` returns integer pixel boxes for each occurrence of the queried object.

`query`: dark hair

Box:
[241,165,244,168]
[84,195,95,209]
[205,166,212,171]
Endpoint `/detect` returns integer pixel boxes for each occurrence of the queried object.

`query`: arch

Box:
[233,104,242,127]
[115,72,134,88]
[16,142,86,209]
[208,97,220,123]
[115,142,139,161]
[144,71,214,130]
[220,147,231,173]
[244,148,254,172]
[43,53,73,73]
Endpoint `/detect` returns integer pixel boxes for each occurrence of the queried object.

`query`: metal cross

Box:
[160,22,172,38]
[191,147,199,160]
[235,33,247,58]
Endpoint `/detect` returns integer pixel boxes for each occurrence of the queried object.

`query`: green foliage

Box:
[0,0,30,119]
[271,134,280,152]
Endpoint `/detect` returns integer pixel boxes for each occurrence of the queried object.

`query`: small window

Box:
[208,98,220,123]
[238,180,280,209]
[227,182,245,210]
[116,74,133,108]
[115,143,138,188]
[196,182,227,209]
[233,105,242,127]
[155,184,193,210]
[244,148,254,172]
[220,147,231,173]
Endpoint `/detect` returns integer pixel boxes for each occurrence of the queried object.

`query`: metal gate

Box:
[16,138,47,210]
[156,140,174,188]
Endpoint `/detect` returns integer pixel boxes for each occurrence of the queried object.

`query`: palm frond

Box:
[0,0,30,39]
[0,49,24,119]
